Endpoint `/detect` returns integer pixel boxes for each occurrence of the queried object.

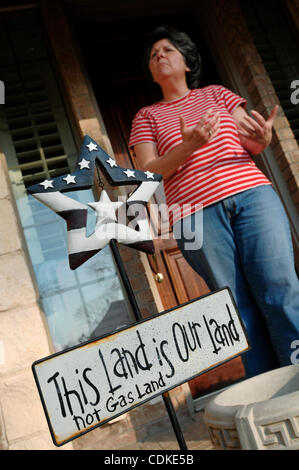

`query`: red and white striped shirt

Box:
[129,85,271,225]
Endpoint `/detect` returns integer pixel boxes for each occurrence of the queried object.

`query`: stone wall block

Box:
[0,305,50,378]
[9,433,73,450]
[0,199,22,256]
[0,370,49,444]
[0,252,37,312]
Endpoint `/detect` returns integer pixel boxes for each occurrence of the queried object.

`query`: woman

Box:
[129,26,299,377]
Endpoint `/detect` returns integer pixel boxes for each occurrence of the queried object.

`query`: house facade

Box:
[0,0,298,450]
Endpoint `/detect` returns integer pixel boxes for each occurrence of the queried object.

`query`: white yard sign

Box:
[32,288,249,446]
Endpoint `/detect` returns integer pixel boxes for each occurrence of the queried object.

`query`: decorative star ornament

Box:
[88,190,123,225]
[27,136,162,270]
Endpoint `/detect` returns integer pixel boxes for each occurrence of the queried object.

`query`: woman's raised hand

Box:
[237,105,279,146]
[233,104,279,155]
[180,109,220,152]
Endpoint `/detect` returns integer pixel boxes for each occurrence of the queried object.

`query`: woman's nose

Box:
[156,49,165,59]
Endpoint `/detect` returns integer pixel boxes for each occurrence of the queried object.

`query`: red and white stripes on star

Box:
[129,85,271,225]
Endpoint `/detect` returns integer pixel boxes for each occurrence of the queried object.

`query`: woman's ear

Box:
[186,66,191,72]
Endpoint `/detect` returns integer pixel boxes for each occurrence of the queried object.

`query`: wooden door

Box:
[98,75,245,398]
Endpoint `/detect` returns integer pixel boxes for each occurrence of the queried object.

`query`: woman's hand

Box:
[180,109,221,153]
[234,105,279,155]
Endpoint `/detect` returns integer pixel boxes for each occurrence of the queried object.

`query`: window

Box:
[0,8,132,351]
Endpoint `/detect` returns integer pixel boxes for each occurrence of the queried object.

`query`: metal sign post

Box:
[110,239,188,450]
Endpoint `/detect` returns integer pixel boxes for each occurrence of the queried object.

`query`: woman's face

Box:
[148,38,190,85]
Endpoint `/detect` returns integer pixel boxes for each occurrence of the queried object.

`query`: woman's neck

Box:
[160,79,190,102]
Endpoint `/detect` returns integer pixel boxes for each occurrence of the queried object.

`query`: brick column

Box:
[211,0,299,212]
[40,0,103,144]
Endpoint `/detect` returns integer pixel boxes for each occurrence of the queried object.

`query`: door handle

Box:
[155,272,164,283]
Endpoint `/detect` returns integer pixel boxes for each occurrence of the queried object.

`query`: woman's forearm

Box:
[134,140,196,179]
[144,142,196,179]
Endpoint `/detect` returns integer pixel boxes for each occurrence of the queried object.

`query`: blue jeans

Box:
[174,185,299,378]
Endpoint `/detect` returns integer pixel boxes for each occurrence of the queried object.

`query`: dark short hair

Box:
[143,25,202,89]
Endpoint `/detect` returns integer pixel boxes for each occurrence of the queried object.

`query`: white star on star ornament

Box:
[39,179,54,189]
[106,158,118,168]
[63,174,76,184]
[88,190,123,225]
[78,158,90,169]
[144,170,154,179]
[123,169,135,178]
[86,141,98,152]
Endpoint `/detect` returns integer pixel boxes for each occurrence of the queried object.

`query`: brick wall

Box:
[211,0,299,212]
